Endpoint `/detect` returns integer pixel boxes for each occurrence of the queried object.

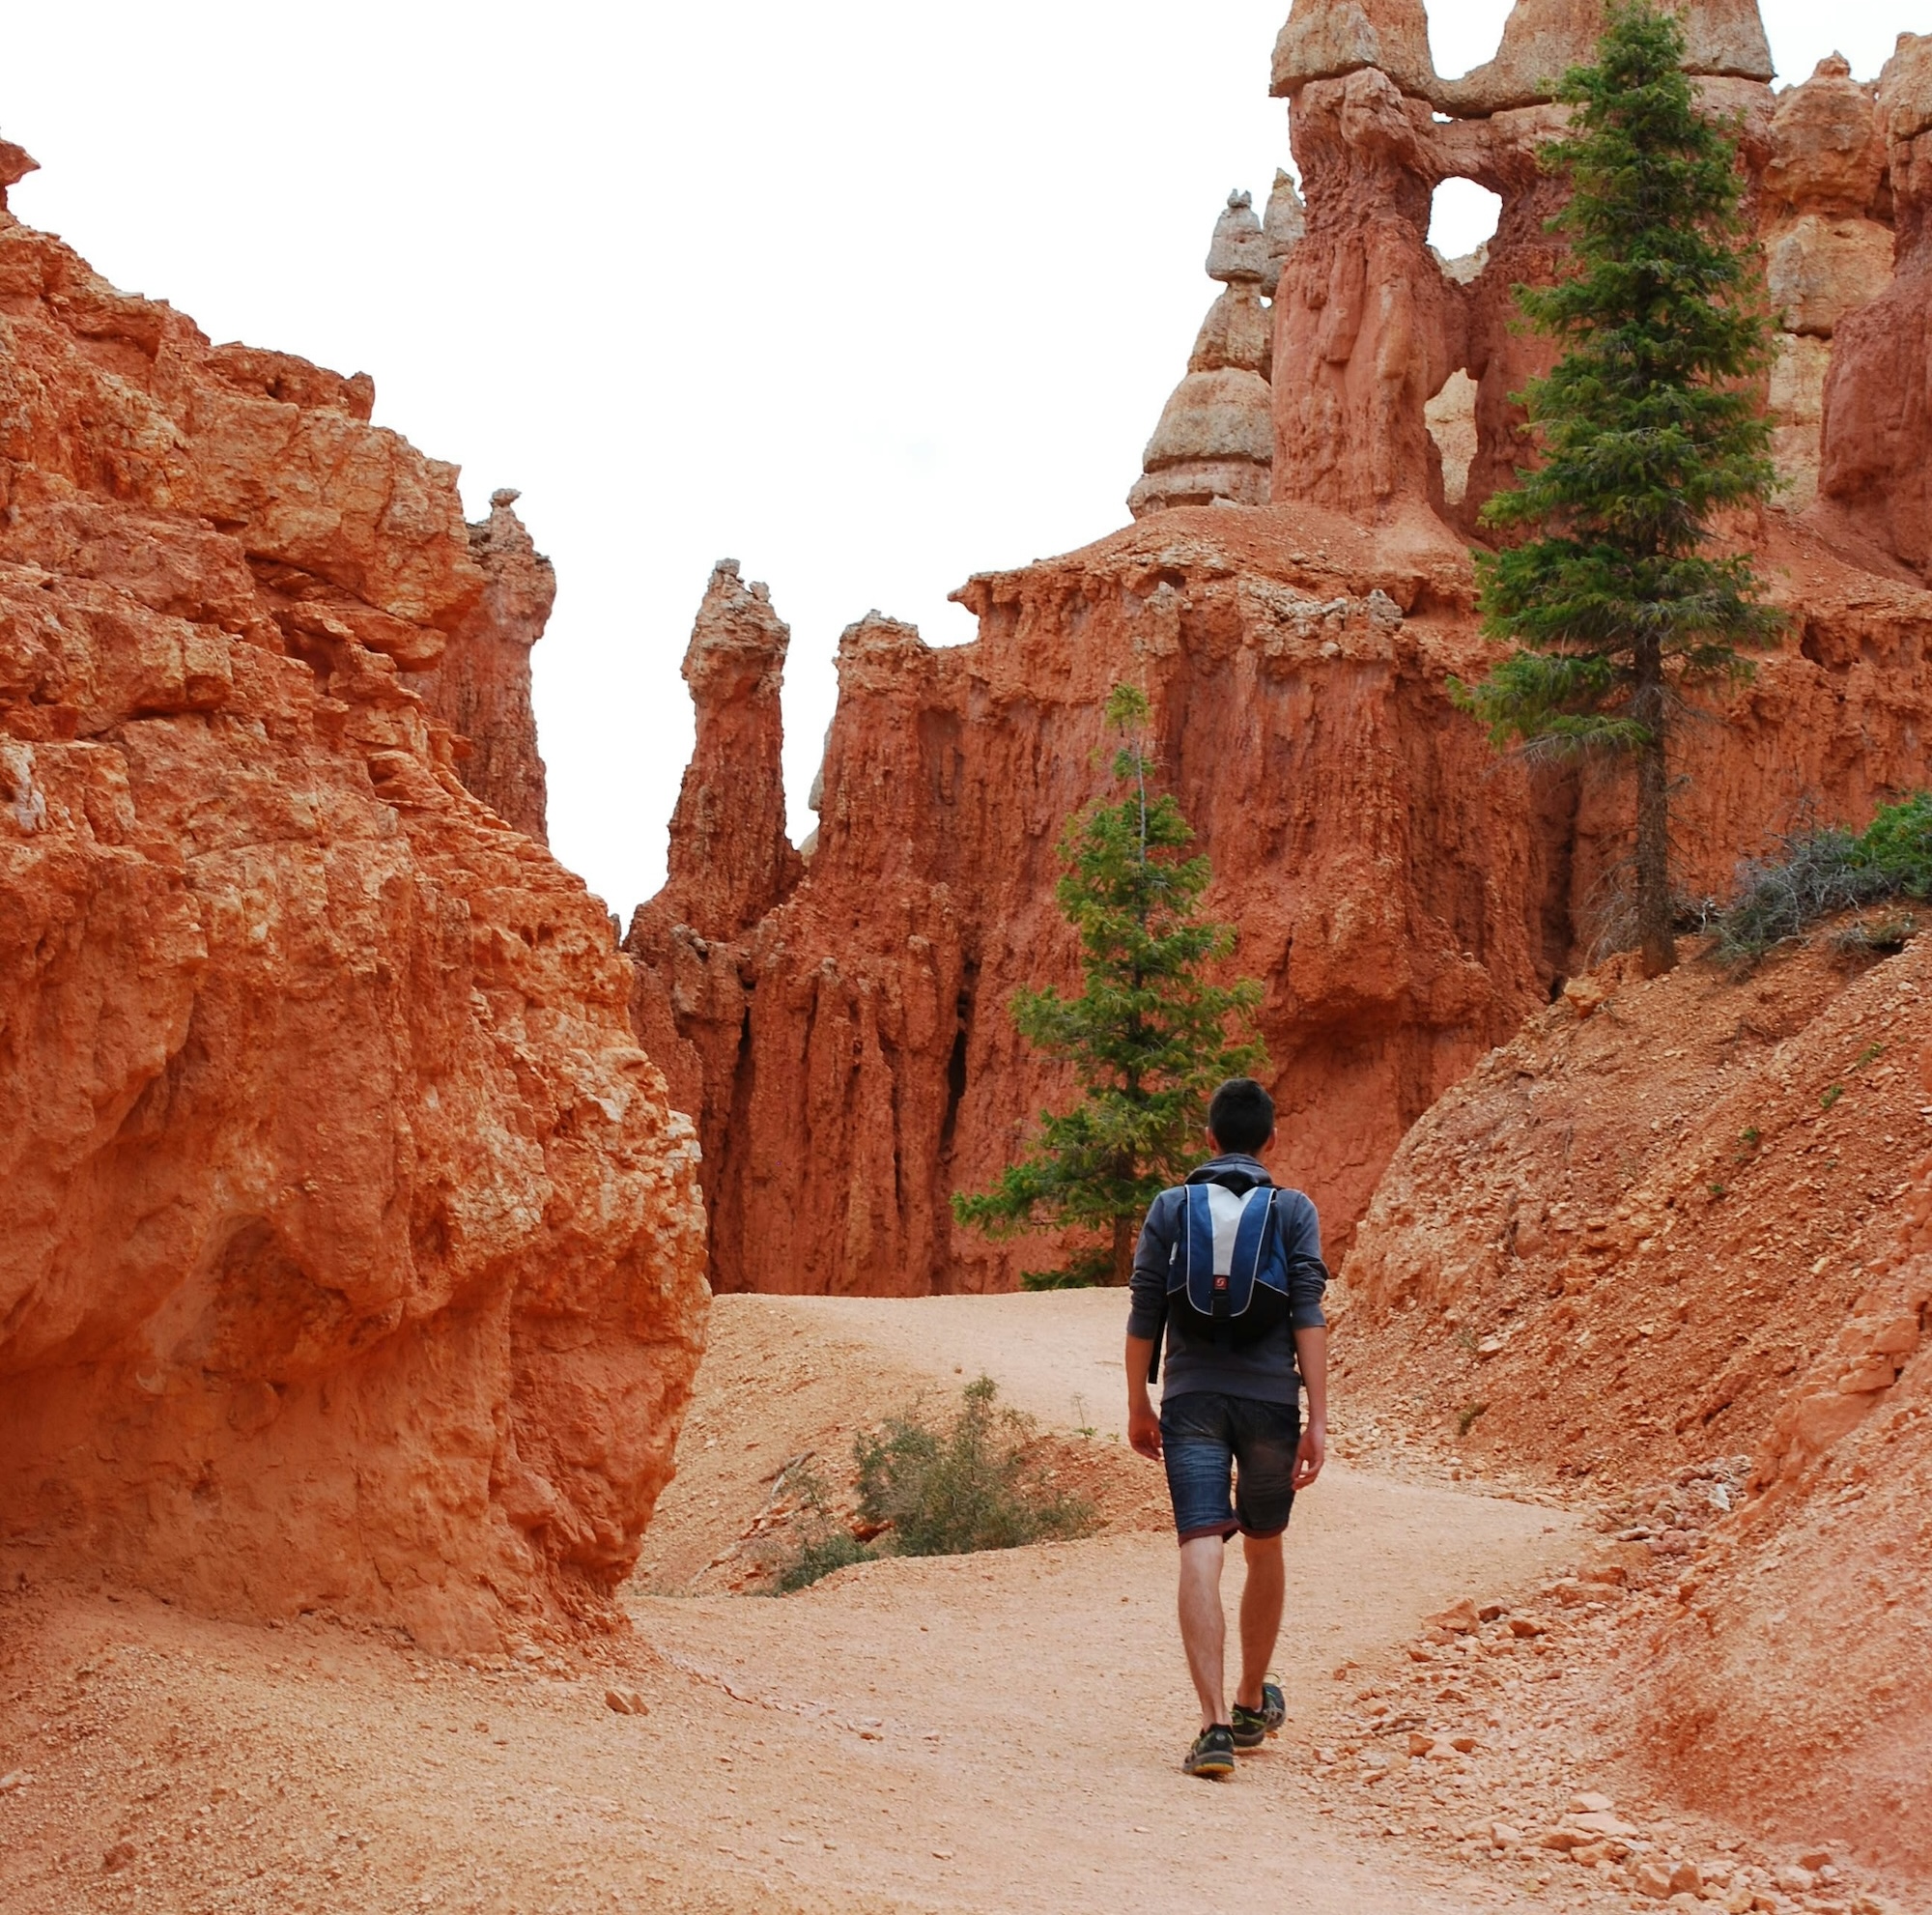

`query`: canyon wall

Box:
[628,0,1932,1300]
[0,158,708,1650]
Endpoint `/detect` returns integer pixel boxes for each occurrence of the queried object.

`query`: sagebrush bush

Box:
[1716,793,1932,960]
[856,1377,1094,1559]
[775,1527,876,1594]
[770,1463,879,1594]
[770,1379,1094,1592]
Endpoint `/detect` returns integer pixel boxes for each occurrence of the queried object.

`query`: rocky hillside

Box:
[1340,931,1931,1485]
[0,148,708,1650]
[1342,922,1932,1879]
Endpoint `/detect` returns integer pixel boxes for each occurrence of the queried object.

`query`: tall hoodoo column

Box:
[1268,59,1465,518]
[1760,56,1894,510]
[1820,32,1932,577]
[654,558,802,943]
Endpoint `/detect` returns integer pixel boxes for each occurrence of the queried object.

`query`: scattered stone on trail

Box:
[603,1688,648,1716]
[1425,1596,1482,1634]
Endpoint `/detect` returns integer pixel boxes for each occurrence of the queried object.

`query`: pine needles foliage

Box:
[1452,0,1785,976]
[951,684,1267,1285]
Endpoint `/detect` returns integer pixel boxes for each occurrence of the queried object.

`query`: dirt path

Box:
[2,1293,1602,1915]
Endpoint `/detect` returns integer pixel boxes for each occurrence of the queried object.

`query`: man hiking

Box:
[1124,1076,1328,1778]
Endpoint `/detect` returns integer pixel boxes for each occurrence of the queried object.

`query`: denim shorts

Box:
[1160,1390,1300,1543]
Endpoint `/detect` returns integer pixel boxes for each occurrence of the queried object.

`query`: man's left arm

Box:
[1293,1325,1326,1489]
[1283,1190,1328,1489]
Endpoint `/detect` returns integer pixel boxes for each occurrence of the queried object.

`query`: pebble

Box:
[603,1688,648,1716]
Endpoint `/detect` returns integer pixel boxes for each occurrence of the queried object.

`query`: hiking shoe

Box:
[1231,1680,1286,1751]
[1183,1725,1236,1779]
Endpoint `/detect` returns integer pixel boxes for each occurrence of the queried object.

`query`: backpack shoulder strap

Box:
[1229,1185,1273,1276]
[1179,1184,1217,1289]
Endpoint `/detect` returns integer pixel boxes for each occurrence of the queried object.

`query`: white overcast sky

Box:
[6,1,1914,920]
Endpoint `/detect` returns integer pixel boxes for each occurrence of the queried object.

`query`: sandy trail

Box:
[0,1291,1587,1915]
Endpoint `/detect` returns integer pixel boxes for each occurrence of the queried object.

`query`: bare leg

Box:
[1235,1531,1285,1713]
[1177,1534,1229,1729]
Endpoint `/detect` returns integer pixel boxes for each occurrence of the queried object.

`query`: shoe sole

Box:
[1185,1758,1236,1779]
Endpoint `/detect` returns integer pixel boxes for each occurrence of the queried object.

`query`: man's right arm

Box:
[1125,1333,1161,1458]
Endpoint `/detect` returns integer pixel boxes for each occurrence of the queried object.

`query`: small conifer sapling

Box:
[952,685,1267,1286]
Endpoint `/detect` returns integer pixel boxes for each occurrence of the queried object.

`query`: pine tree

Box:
[952,685,1267,1287]
[1453,0,1785,976]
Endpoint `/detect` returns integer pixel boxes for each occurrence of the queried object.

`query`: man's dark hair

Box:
[1208,1077,1274,1155]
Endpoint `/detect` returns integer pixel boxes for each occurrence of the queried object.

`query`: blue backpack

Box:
[1165,1181,1293,1349]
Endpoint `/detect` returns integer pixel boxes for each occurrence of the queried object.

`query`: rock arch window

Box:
[1429,178,1502,262]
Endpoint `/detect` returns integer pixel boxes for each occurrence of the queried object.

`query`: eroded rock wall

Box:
[402,487,554,842]
[0,177,708,1650]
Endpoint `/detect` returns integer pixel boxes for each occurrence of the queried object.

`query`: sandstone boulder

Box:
[0,180,708,1650]
[1765,214,1896,336]
[1764,54,1888,216]
[1434,0,1773,116]
[1270,0,1436,101]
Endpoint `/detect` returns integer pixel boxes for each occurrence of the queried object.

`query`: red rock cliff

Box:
[0,157,708,1651]
[629,0,1932,1301]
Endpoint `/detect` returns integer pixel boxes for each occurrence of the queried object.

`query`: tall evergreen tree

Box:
[1454,0,1785,975]
[952,685,1266,1286]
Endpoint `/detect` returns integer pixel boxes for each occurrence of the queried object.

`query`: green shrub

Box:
[1716,793,1932,960]
[1848,791,1932,895]
[1018,1244,1116,1291]
[769,1463,879,1594]
[855,1377,1095,1558]
[775,1529,877,1593]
